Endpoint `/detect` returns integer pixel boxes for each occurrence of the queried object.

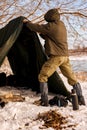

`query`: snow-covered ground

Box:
[0,79,87,130]
[0,56,87,130]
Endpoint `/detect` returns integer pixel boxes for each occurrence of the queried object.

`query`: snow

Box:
[0,78,87,130]
[0,82,87,130]
[0,57,87,130]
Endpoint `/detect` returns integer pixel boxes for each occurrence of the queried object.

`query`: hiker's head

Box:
[44,8,60,22]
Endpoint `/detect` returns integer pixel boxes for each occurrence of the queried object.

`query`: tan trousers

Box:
[38,56,77,86]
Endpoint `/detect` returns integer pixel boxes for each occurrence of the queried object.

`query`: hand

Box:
[23,19,29,23]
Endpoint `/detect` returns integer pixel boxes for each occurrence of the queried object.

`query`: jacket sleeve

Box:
[26,21,49,34]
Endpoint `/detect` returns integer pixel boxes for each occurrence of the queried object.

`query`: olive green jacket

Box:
[26,20,69,56]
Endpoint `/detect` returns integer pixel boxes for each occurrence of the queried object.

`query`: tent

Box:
[0,16,70,97]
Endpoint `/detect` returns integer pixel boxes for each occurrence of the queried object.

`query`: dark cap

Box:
[44,8,60,22]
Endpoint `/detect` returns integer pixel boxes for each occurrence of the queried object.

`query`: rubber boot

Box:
[73,83,85,105]
[40,82,49,106]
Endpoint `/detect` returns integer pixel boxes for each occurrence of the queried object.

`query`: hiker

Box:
[23,8,85,106]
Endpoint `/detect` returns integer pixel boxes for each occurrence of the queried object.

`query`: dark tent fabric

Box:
[0,16,70,97]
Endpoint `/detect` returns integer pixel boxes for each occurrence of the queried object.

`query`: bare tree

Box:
[0,0,87,49]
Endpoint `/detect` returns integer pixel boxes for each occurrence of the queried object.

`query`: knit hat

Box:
[44,8,60,22]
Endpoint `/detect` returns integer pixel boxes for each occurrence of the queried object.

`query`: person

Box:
[23,8,85,106]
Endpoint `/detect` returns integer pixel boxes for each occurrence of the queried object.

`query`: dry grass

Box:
[36,110,77,130]
[36,110,67,130]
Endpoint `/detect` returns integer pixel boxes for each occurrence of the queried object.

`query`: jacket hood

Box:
[44,9,60,22]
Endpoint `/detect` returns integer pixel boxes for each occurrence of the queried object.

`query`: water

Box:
[70,59,87,72]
